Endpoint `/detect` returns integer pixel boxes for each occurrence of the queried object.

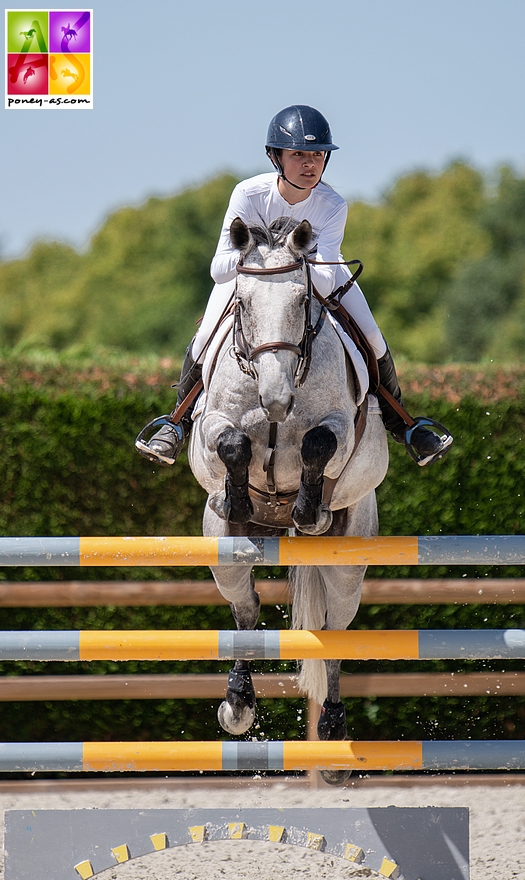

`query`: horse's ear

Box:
[286,220,312,257]
[230,217,254,255]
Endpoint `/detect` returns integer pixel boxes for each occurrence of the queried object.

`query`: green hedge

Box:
[1,354,525,763]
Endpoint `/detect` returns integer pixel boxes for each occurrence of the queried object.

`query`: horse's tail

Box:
[289,565,328,706]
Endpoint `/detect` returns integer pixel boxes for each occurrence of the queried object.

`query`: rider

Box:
[136,105,453,467]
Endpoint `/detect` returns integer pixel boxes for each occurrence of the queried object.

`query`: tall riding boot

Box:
[138,346,203,466]
[377,346,453,465]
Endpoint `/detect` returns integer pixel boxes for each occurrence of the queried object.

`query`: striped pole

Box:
[0,740,523,773]
[1,535,525,566]
[1,629,524,661]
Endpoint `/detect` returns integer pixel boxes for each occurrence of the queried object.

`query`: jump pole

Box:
[2,534,525,566]
[0,740,523,773]
[1,628,524,661]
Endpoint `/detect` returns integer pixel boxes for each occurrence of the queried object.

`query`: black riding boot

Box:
[377,346,453,465]
[137,347,203,466]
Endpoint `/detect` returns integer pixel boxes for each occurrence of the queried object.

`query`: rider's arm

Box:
[210,185,252,284]
[210,181,349,298]
[307,199,348,299]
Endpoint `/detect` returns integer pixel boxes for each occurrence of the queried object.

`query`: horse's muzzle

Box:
[259,393,295,423]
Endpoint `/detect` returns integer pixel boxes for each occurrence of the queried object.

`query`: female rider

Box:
[136,105,452,467]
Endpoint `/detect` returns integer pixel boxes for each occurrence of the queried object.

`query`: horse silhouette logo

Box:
[22,65,35,85]
[61,24,77,42]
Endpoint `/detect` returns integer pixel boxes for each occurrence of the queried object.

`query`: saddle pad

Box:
[193,315,234,420]
[326,311,369,405]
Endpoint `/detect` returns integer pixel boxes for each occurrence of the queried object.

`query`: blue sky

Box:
[2,0,525,258]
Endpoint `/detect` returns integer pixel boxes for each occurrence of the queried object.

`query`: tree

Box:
[444,167,525,362]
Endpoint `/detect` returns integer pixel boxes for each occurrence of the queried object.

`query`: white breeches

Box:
[191,277,386,363]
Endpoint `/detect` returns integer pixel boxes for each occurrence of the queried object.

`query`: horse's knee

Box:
[217,428,252,474]
[216,428,253,523]
[301,426,337,477]
[292,426,336,533]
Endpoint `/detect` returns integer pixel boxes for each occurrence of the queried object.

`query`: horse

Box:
[61,25,77,41]
[188,216,389,784]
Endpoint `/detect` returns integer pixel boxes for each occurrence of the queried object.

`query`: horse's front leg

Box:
[292,425,337,535]
[213,567,261,736]
[217,569,260,735]
[209,427,254,524]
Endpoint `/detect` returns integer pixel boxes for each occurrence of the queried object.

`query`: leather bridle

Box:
[230,251,369,516]
[233,256,326,387]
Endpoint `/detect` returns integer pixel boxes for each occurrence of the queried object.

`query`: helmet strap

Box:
[282,174,308,191]
[266,146,329,191]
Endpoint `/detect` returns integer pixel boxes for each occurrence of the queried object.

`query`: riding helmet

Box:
[265,105,339,181]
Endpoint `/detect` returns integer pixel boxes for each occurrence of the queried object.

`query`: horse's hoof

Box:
[208,492,228,521]
[208,491,254,524]
[319,768,353,786]
[227,502,254,525]
[217,700,255,735]
[293,503,333,536]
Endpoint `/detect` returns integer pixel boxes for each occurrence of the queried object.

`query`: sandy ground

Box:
[1,776,524,880]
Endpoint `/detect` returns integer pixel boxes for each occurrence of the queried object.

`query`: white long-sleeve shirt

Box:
[210,172,349,299]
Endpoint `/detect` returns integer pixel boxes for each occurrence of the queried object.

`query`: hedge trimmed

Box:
[1,354,524,754]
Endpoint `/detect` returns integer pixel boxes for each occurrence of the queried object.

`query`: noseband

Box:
[233,256,324,387]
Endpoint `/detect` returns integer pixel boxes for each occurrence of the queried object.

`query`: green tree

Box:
[343,162,489,362]
[0,174,238,358]
[444,167,525,362]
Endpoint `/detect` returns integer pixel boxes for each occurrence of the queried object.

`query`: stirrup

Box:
[135,415,184,466]
[405,416,454,467]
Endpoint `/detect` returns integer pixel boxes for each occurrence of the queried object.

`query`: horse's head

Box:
[231,217,315,423]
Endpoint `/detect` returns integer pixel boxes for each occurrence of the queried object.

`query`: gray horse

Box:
[188,217,389,783]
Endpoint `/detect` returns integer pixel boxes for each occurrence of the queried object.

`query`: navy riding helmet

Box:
[265,105,339,186]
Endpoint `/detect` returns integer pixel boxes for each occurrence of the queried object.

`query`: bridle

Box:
[230,251,367,516]
[233,253,364,386]
[233,256,325,387]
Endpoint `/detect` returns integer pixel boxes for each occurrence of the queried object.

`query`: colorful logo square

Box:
[7,52,49,94]
[5,9,92,109]
[6,11,49,53]
[49,53,90,95]
[49,11,91,53]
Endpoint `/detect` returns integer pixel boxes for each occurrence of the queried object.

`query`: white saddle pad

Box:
[193,315,234,420]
